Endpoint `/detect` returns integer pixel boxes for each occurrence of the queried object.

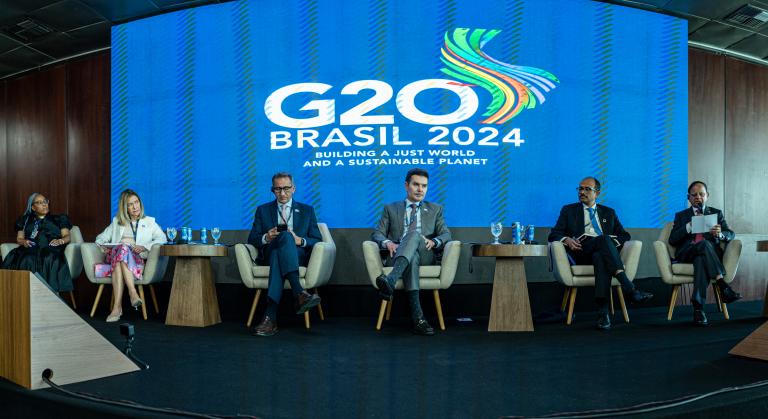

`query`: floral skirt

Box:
[101,244,144,280]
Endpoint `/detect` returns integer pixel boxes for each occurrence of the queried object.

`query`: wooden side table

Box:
[473,244,548,332]
[161,244,227,327]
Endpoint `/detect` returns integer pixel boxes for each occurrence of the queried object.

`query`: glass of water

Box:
[490,222,503,244]
[211,227,222,245]
[167,227,177,244]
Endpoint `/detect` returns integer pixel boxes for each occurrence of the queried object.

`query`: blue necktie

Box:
[588,207,603,236]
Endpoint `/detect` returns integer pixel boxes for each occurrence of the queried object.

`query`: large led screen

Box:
[111,0,688,229]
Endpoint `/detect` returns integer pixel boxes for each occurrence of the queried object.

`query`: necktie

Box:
[587,208,603,236]
[693,208,704,244]
[280,204,289,227]
[407,204,418,232]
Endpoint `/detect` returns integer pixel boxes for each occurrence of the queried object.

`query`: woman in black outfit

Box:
[1,193,73,292]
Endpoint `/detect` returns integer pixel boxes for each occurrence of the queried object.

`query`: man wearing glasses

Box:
[548,177,653,330]
[669,180,740,326]
[247,172,323,336]
[372,168,452,335]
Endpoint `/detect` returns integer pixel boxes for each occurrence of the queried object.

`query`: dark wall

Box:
[1,48,768,303]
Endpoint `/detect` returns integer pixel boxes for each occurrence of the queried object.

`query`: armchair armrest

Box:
[653,240,674,283]
[1,243,20,260]
[305,241,336,288]
[81,243,106,282]
[234,244,258,288]
[549,241,574,286]
[141,244,169,284]
[64,242,84,278]
[438,240,461,288]
[722,239,742,284]
[619,240,642,281]
[362,240,384,286]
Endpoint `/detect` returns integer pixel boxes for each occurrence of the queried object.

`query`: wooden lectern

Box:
[0,269,139,389]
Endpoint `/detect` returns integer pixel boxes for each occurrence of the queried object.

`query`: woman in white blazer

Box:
[95,189,167,322]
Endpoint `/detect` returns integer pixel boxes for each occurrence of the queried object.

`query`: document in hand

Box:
[692,214,718,234]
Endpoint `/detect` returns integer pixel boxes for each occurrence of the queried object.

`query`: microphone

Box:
[693,204,703,214]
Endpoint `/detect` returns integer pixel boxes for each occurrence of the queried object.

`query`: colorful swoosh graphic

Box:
[440,28,559,124]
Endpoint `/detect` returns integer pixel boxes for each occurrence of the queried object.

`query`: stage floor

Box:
[4,301,768,418]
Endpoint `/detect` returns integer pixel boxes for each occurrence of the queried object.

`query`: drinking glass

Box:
[211,227,222,245]
[490,222,503,244]
[167,227,177,244]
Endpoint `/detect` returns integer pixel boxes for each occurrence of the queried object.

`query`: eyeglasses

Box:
[33,199,50,205]
[271,186,294,194]
[688,192,707,197]
[576,187,598,193]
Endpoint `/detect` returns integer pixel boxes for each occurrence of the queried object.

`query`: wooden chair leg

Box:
[68,291,77,309]
[149,284,160,314]
[713,284,723,312]
[304,312,311,329]
[385,295,394,321]
[376,300,388,330]
[566,288,578,325]
[138,285,148,320]
[247,289,261,327]
[667,285,680,320]
[609,287,615,315]
[433,290,446,331]
[314,289,325,320]
[616,286,629,323]
[90,284,105,317]
[560,287,571,312]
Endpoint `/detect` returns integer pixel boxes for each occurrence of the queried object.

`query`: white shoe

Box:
[131,297,144,310]
[106,310,122,322]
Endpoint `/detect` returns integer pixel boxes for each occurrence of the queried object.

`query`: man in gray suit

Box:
[372,168,452,335]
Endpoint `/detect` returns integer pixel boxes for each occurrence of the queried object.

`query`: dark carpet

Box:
[3,301,768,419]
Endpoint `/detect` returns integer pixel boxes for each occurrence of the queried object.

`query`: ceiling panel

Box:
[689,21,755,48]
[728,33,768,58]
[0,33,24,55]
[78,0,160,23]
[30,0,107,32]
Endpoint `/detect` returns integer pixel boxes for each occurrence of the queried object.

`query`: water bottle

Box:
[200,227,208,244]
[525,224,535,243]
[511,222,522,245]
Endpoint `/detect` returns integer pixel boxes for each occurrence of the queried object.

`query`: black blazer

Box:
[669,206,733,259]
[548,203,630,245]
[246,200,322,256]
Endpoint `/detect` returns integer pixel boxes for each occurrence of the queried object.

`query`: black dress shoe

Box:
[693,309,709,326]
[596,312,611,330]
[412,319,435,335]
[253,316,278,336]
[376,274,394,301]
[626,288,653,303]
[294,291,321,314]
[720,286,742,304]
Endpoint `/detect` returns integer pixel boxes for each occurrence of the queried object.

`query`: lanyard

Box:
[279,204,293,225]
[130,220,138,240]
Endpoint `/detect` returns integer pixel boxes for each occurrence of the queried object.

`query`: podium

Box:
[0,269,139,389]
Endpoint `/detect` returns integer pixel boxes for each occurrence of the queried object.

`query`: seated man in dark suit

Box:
[548,176,653,330]
[372,168,452,336]
[669,180,740,326]
[247,172,323,336]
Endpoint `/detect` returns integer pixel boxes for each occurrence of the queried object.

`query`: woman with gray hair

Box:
[1,193,74,292]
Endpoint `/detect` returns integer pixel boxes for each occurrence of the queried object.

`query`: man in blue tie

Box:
[247,172,323,336]
[669,180,740,326]
[372,168,452,335]
[548,177,653,330]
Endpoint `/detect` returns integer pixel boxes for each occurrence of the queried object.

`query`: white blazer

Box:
[95,216,167,258]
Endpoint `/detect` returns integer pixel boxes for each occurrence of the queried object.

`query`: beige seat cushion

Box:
[252,266,308,278]
[671,263,694,276]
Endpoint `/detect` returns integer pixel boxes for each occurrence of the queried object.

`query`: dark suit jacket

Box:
[669,206,733,260]
[371,200,451,249]
[246,200,322,261]
[548,203,630,245]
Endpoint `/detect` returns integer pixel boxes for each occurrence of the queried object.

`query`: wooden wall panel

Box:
[4,67,68,226]
[688,49,726,209]
[724,57,768,234]
[66,54,111,241]
[0,82,8,242]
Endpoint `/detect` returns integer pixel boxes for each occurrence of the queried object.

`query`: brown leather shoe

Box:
[252,316,278,336]
[295,291,321,314]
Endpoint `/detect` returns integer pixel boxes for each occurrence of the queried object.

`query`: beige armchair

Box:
[1,225,84,308]
[363,240,461,331]
[234,223,336,329]
[550,240,643,325]
[653,222,742,320]
[81,243,169,320]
